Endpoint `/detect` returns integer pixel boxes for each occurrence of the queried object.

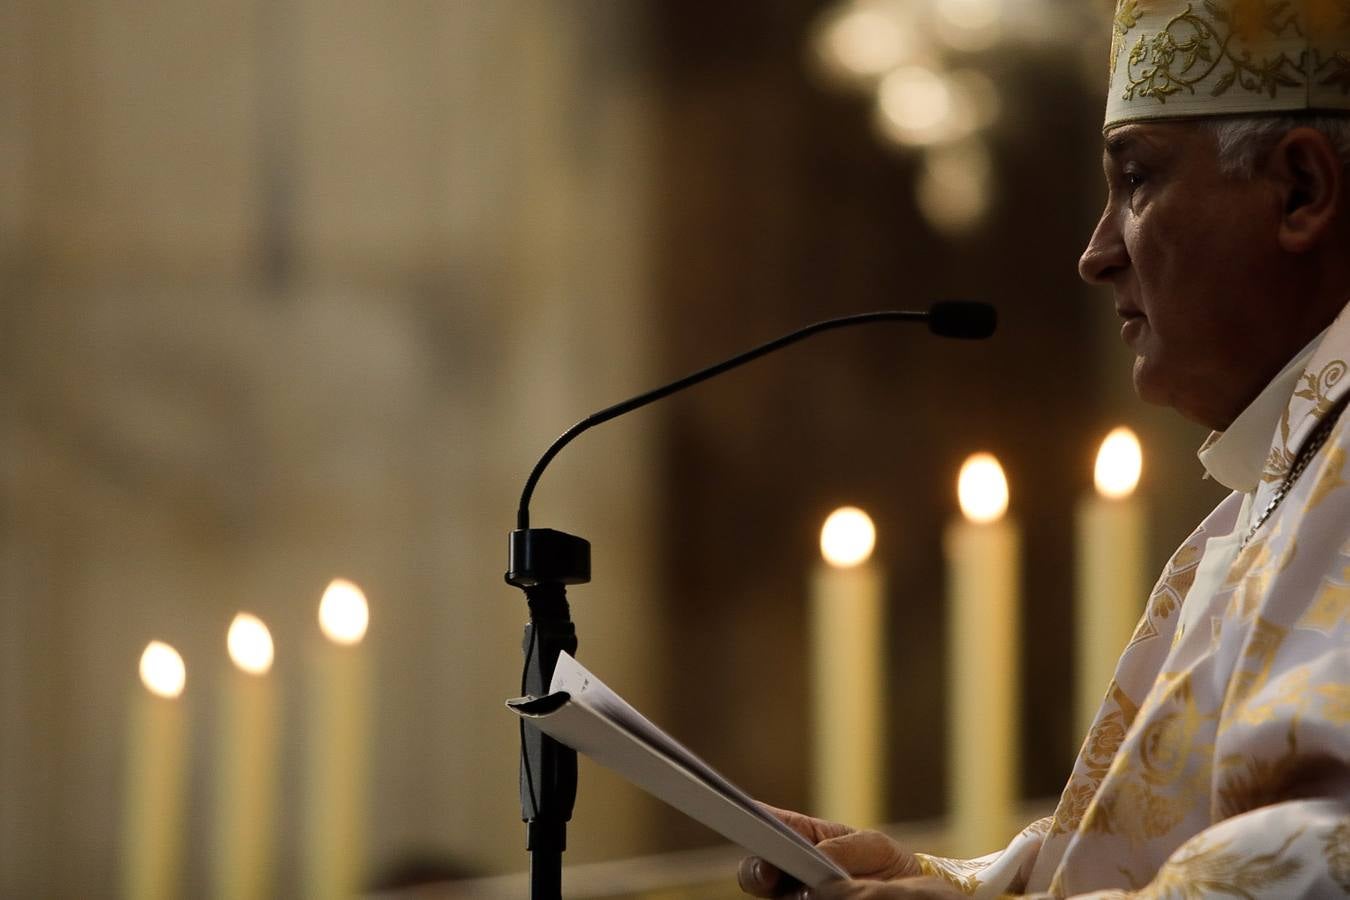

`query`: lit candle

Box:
[123,641,189,900]
[809,507,886,827]
[303,578,371,900]
[945,453,1020,856]
[213,613,278,900]
[1075,428,1146,739]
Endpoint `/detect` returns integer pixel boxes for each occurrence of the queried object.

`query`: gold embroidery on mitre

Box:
[1104,1,1350,127]
[1309,0,1350,95]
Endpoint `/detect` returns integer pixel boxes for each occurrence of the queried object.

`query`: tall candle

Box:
[945,453,1020,857]
[303,578,371,900]
[1075,427,1145,739]
[213,613,279,900]
[809,507,886,827]
[123,641,189,900]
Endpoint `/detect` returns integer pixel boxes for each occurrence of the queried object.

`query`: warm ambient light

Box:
[957,453,1009,524]
[820,507,877,568]
[876,65,955,147]
[227,613,274,676]
[813,4,917,83]
[139,641,186,699]
[933,0,1003,51]
[319,578,370,646]
[1094,427,1143,500]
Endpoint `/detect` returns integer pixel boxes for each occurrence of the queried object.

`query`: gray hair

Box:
[1206,114,1350,178]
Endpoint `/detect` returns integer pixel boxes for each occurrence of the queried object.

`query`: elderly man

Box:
[739,1,1350,897]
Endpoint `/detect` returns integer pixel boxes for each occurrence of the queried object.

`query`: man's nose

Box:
[1078,209,1128,285]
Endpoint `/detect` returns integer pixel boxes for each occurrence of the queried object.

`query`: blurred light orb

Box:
[319,578,370,646]
[1094,427,1143,499]
[227,613,274,676]
[813,3,918,85]
[934,0,1004,51]
[820,506,877,568]
[917,138,992,234]
[139,641,186,699]
[957,452,1009,524]
[876,65,958,147]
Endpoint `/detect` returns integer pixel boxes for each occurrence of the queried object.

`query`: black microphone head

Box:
[928,301,997,340]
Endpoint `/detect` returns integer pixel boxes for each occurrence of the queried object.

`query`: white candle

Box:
[123,641,189,900]
[303,578,371,900]
[945,453,1020,856]
[213,613,279,900]
[809,507,886,827]
[1075,427,1146,739]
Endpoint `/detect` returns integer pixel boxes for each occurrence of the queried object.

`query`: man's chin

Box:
[1131,356,1173,409]
[1132,356,1225,427]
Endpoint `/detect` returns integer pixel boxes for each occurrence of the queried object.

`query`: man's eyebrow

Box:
[1104,132,1135,157]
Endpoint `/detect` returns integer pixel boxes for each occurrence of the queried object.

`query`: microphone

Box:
[512,300,995,531]
[929,299,997,340]
[503,299,995,899]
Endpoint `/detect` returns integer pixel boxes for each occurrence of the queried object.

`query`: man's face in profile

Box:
[1078,122,1283,430]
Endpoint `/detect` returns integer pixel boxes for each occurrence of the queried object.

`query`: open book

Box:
[507,651,848,888]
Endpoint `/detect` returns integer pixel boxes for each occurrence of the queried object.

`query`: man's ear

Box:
[1268,127,1343,253]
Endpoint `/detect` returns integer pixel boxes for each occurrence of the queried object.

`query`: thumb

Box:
[815,831,921,880]
[759,804,855,844]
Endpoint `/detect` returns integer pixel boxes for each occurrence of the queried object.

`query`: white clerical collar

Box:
[1197,330,1328,493]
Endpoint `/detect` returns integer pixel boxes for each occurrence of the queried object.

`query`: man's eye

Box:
[1123,169,1146,191]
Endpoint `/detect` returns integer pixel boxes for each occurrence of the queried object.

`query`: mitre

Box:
[1105,0,1350,128]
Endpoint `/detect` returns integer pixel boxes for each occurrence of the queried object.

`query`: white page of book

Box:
[509,651,849,888]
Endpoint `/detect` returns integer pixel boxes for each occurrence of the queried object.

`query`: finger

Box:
[800,879,867,898]
[815,831,922,880]
[758,804,855,843]
[737,855,798,897]
[806,876,959,899]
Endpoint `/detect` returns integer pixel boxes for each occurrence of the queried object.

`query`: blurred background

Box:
[0,0,1231,897]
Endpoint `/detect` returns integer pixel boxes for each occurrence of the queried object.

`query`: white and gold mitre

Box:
[1105,0,1350,128]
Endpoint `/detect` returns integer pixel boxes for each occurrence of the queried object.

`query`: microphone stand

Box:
[505,303,994,899]
[506,528,587,900]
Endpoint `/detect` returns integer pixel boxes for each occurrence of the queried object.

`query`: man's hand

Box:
[737,806,923,897]
[803,876,969,898]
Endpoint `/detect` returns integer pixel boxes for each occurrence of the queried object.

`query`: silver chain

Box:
[1241,394,1350,549]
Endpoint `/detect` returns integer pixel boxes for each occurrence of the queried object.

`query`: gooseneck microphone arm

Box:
[516,302,994,530]
[506,300,995,900]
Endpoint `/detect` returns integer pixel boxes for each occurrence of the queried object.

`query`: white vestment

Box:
[917,308,1350,897]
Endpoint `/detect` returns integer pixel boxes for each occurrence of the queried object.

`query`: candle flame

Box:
[227,613,274,675]
[319,578,369,646]
[957,452,1009,524]
[1094,427,1143,499]
[820,507,876,568]
[139,641,186,699]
